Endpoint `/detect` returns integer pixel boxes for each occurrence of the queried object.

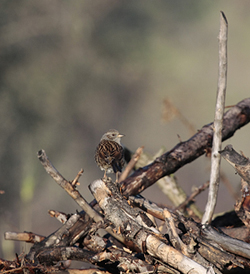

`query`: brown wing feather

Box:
[95,140,124,173]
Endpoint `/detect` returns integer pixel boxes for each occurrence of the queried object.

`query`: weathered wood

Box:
[220,144,250,184]
[36,246,97,265]
[4,231,45,243]
[90,179,213,274]
[201,225,250,260]
[131,194,250,271]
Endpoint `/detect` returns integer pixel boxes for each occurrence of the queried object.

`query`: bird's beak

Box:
[118,134,125,138]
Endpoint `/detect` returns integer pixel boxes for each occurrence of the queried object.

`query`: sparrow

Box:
[95,129,125,182]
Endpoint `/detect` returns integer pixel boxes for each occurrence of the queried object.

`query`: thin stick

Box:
[71,169,84,186]
[202,12,228,224]
[37,150,103,223]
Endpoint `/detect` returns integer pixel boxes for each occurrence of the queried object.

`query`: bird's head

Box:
[101,129,124,144]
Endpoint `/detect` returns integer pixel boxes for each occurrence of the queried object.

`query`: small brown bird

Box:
[95,129,125,182]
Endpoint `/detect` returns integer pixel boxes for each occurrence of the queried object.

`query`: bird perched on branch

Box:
[95,129,125,183]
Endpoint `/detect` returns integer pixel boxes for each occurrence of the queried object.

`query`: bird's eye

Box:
[112,134,116,137]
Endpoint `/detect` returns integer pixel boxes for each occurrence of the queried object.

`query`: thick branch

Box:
[120,98,250,196]
[220,145,250,184]
[36,246,96,264]
[201,225,250,260]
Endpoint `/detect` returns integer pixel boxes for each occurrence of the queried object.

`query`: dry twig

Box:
[71,169,84,186]
[202,11,228,224]
[37,150,103,224]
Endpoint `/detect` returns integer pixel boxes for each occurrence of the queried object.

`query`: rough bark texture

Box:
[220,144,250,184]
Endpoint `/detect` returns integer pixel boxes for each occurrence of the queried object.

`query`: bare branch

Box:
[220,145,250,184]
[202,11,228,224]
[71,169,84,186]
[201,225,250,260]
[146,235,213,274]
[4,232,45,243]
[37,150,103,224]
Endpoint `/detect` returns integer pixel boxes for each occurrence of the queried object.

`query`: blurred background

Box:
[1,0,250,259]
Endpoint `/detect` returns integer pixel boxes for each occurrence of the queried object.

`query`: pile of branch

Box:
[2,12,250,274]
[2,97,250,274]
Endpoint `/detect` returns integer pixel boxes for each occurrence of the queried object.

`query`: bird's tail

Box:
[111,160,122,173]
